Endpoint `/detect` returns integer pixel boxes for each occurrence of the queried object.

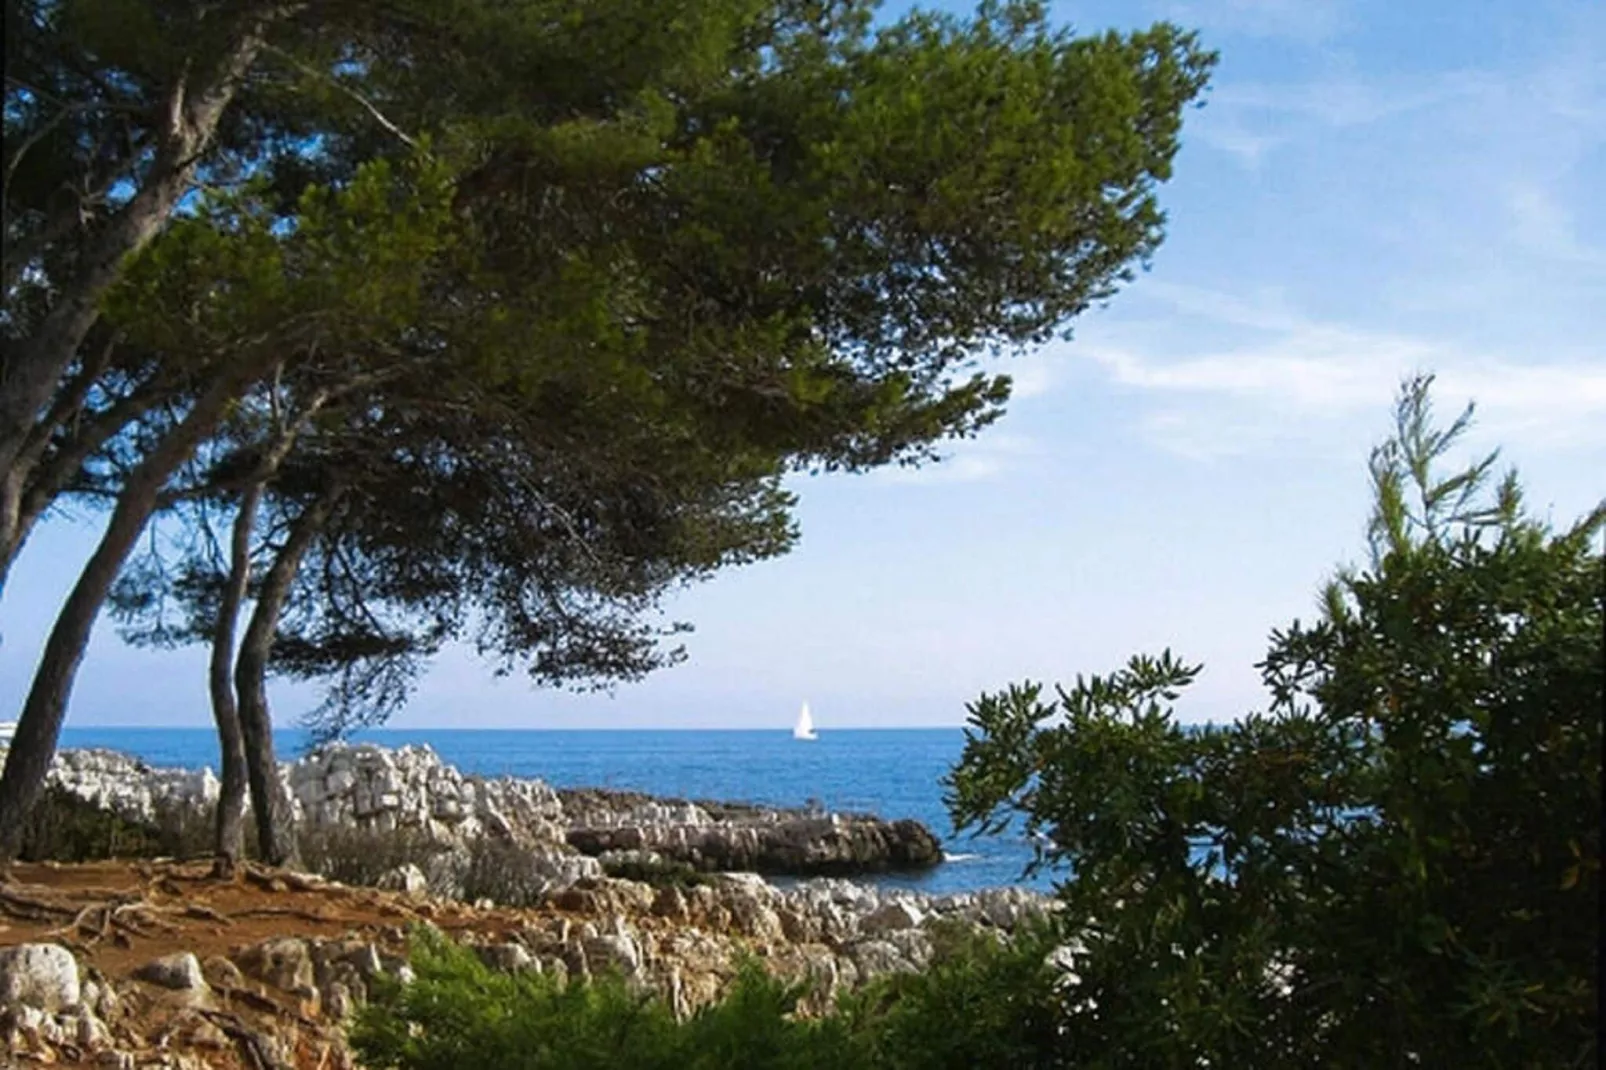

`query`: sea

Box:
[54,726,1055,896]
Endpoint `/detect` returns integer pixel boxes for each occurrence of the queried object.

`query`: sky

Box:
[2,0,1602,731]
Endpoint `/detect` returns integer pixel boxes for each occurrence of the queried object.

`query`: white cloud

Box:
[1507,183,1606,267]
[1191,116,1282,170]
[1076,289,1606,459]
[1191,70,1493,171]
[1213,75,1485,128]
[1005,358,1059,400]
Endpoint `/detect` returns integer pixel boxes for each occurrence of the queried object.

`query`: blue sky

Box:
[3,0,1602,731]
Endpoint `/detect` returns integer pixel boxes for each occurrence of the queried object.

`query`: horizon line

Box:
[60,723,973,732]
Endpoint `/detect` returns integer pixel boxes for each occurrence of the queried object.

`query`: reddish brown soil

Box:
[0,860,590,1068]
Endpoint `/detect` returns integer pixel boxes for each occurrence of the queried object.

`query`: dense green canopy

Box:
[1,0,1215,862]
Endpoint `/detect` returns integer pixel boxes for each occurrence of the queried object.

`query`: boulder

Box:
[476,943,539,975]
[651,885,689,920]
[724,891,784,942]
[861,899,924,935]
[583,933,642,978]
[133,952,208,992]
[236,938,316,997]
[201,955,246,991]
[0,943,80,1012]
[322,980,356,1021]
[846,939,912,979]
[973,887,1051,930]
[68,1007,112,1051]
[375,863,429,896]
[6,1002,62,1047]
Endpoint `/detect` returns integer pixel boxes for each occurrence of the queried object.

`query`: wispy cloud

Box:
[1507,183,1606,267]
[1076,289,1606,460]
[1192,71,1491,171]
[1191,116,1282,170]
[1213,75,1485,128]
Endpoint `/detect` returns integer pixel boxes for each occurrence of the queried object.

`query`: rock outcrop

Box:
[0,943,81,1013]
[564,791,943,876]
[1,855,1062,1069]
[31,743,943,880]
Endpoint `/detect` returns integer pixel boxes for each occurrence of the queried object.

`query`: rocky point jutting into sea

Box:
[0,743,1060,1067]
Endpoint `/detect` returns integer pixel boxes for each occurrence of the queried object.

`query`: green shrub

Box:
[947,376,1602,1068]
[18,787,214,862]
[351,929,855,1070]
[298,822,453,888]
[841,919,1073,1070]
[351,922,1078,1070]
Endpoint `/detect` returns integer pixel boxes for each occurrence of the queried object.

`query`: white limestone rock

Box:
[376,862,429,896]
[0,943,81,1012]
[861,899,925,935]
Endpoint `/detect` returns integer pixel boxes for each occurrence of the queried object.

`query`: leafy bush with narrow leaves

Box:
[946,375,1602,1068]
[351,923,1078,1070]
[17,787,215,862]
[351,929,855,1070]
[838,917,1074,1070]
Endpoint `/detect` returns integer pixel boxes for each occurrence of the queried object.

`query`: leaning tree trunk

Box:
[235,485,344,869]
[0,363,271,861]
[208,484,262,875]
[0,8,290,558]
[1,363,163,594]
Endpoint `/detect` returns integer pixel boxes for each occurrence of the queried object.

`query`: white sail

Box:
[792,702,818,741]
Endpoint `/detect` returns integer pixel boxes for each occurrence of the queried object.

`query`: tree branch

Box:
[262,46,421,152]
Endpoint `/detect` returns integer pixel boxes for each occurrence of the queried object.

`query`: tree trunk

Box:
[0,362,270,861]
[235,484,344,869]
[208,484,261,876]
[0,8,291,553]
[0,369,163,594]
[0,466,24,596]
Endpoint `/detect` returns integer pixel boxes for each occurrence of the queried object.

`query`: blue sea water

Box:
[55,726,1054,896]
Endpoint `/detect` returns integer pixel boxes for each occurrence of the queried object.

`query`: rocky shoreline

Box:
[0,855,1062,1068]
[29,743,946,881]
[1,743,1060,1066]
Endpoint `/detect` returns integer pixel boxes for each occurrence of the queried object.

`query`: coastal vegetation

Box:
[351,923,1072,1070]
[1,0,1214,868]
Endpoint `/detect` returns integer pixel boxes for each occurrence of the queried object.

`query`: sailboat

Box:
[792,701,818,741]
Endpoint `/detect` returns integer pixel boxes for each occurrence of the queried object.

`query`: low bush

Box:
[839,919,1073,1070]
[298,822,453,888]
[351,929,858,1070]
[351,924,1078,1070]
[17,787,214,862]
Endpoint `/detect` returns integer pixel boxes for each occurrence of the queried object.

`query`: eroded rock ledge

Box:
[34,743,943,878]
[560,786,942,876]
